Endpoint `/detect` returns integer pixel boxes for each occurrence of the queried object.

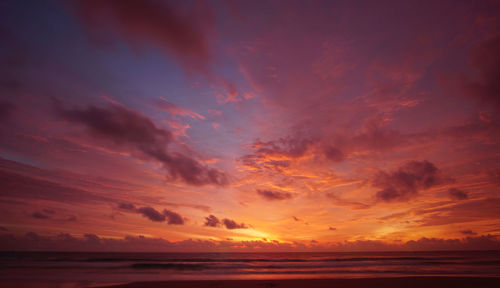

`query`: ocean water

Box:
[0,251,500,287]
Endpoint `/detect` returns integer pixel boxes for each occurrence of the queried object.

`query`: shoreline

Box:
[92,277,500,288]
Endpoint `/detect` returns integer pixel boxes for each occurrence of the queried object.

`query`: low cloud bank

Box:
[1,232,499,252]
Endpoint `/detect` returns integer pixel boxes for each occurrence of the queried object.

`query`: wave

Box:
[82,256,469,263]
[130,263,208,270]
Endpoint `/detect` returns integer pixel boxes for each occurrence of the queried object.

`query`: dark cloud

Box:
[462,34,500,111]
[349,124,404,153]
[31,209,76,222]
[74,0,214,74]
[136,206,166,222]
[204,214,220,227]
[162,209,184,225]
[257,189,293,201]
[323,146,344,162]
[222,218,248,230]
[204,215,248,229]
[448,188,468,200]
[373,160,445,202]
[53,101,172,154]
[118,203,184,224]
[461,230,477,236]
[31,209,77,222]
[118,203,136,210]
[240,135,320,175]
[32,211,50,219]
[54,102,227,186]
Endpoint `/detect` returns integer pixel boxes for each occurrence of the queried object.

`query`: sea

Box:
[0,251,500,287]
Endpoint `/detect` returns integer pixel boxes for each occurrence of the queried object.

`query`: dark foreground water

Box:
[0,251,499,287]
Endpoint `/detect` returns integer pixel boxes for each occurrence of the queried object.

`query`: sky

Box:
[1,0,500,252]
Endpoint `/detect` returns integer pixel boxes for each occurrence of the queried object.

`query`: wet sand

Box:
[95,277,500,288]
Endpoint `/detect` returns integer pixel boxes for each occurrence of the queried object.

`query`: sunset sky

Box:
[1,0,500,252]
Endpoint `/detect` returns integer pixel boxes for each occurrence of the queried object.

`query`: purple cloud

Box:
[136,206,166,222]
[222,218,247,230]
[204,215,220,227]
[373,160,445,202]
[162,209,184,225]
[54,102,227,186]
[257,189,293,201]
[119,203,184,224]
[323,146,344,162]
[204,215,248,229]
[449,188,469,200]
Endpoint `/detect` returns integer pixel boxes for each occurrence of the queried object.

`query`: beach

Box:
[98,277,500,288]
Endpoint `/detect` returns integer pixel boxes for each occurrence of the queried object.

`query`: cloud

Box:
[204,214,220,227]
[461,230,477,236]
[327,193,372,210]
[118,203,136,210]
[119,203,184,225]
[0,162,114,204]
[54,102,227,186]
[323,146,344,162]
[136,206,166,222]
[373,160,445,202]
[154,98,204,119]
[74,0,214,74]
[462,34,500,111]
[162,209,184,225]
[448,188,469,200]
[32,211,50,219]
[1,232,499,252]
[416,198,500,227]
[31,209,77,222]
[162,202,211,213]
[204,215,248,229]
[257,189,293,201]
[222,218,248,229]
[252,136,315,158]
